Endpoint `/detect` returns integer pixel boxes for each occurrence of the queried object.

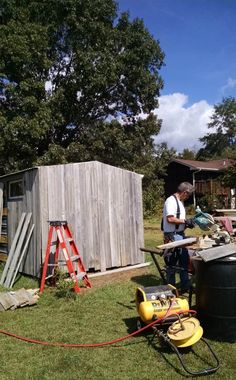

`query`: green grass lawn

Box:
[0,221,235,379]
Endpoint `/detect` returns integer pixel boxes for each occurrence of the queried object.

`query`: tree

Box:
[219,148,236,189]
[197,97,236,160]
[178,148,196,160]
[0,0,165,174]
[196,97,236,188]
[142,142,176,216]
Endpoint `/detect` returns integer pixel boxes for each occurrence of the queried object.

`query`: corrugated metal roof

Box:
[171,158,235,171]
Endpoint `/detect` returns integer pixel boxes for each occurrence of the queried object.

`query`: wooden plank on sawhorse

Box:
[197,243,236,262]
[157,237,197,250]
[141,238,197,285]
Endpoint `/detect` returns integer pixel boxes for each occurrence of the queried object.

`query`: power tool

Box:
[193,206,217,231]
[193,206,231,246]
[135,284,220,376]
[136,284,189,326]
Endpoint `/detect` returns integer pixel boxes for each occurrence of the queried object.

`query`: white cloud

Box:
[220,77,236,96]
[153,93,213,152]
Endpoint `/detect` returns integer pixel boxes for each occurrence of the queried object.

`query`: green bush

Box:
[54,269,77,300]
[196,194,227,213]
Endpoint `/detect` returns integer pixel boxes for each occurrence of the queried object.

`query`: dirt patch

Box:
[86,265,153,290]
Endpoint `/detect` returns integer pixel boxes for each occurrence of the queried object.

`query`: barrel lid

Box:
[218,253,236,262]
[192,253,236,263]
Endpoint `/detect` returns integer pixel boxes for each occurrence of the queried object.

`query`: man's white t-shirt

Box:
[163,195,186,233]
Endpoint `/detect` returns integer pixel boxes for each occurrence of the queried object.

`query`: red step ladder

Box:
[40,221,92,293]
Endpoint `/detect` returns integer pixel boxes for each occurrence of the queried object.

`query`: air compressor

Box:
[135,284,220,376]
[136,284,189,326]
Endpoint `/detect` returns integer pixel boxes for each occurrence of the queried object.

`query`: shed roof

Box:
[0,161,143,180]
[171,158,235,171]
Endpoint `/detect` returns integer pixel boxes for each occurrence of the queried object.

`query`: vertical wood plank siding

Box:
[2,162,144,276]
[6,169,40,276]
[39,162,144,273]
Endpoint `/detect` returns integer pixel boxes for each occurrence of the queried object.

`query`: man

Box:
[162,182,195,293]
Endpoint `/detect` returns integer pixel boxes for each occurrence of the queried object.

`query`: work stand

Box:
[140,247,167,284]
[140,246,194,307]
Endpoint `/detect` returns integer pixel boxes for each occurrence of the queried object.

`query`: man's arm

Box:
[166,215,185,225]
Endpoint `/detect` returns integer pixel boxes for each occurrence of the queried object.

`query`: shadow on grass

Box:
[116,300,136,310]
[123,316,190,377]
[121,316,154,346]
[146,328,219,377]
[122,316,218,377]
[123,316,139,333]
[130,274,163,287]
[10,272,40,290]
[147,335,190,377]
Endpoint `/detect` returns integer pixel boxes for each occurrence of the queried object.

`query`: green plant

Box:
[196,194,227,212]
[54,269,77,300]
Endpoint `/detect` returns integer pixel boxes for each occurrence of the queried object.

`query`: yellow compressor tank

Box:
[136,285,189,324]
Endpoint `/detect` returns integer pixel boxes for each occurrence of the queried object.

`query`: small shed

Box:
[0,161,144,277]
[165,158,235,208]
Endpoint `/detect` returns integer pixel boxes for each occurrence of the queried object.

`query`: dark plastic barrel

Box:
[192,254,236,342]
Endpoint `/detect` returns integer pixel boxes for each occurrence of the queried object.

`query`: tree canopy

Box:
[197,96,236,189]
[0,0,170,214]
[197,97,236,160]
[178,148,196,160]
[0,0,165,172]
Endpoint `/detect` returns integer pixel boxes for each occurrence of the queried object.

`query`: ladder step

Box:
[58,255,79,265]
[45,273,86,281]
[71,255,79,262]
[76,272,86,280]
[45,274,53,280]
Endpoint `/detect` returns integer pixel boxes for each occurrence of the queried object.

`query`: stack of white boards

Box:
[0,288,39,311]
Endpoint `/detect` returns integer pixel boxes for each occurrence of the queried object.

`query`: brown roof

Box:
[171,158,235,171]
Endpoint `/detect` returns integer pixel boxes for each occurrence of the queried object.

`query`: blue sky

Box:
[117,0,236,152]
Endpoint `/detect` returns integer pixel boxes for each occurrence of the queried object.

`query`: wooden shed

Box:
[0,161,144,277]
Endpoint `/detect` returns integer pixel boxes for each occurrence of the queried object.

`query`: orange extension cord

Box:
[0,309,197,349]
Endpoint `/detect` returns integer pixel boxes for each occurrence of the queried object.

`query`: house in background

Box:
[165,158,236,209]
[0,161,144,277]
